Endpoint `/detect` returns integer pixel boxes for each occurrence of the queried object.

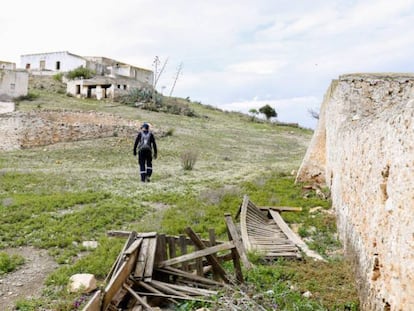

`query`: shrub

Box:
[66,66,95,80]
[180,150,198,170]
[0,252,25,274]
[53,73,63,82]
[14,92,39,102]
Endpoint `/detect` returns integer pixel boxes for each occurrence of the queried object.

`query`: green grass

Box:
[0,87,359,310]
[0,251,25,274]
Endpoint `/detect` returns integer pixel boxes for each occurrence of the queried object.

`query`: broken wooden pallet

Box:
[82,214,251,311]
[237,195,325,261]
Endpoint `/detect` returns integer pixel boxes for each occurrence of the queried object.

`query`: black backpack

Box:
[139,132,152,152]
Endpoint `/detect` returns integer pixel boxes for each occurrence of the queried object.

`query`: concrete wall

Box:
[0,110,140,151]
[0,70,29,101]
[296,73,414,311]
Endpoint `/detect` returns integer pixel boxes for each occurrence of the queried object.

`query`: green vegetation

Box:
[66,66,95,80]
[0,85,359,310]
[0,252,25,274]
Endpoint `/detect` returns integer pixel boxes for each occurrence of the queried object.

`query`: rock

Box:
[302,291,312,298]
[68,273,97,293]
[82,241,98,249]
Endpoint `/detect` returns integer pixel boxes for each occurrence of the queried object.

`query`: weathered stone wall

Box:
[296,73,414,311]
[0,110,140,151]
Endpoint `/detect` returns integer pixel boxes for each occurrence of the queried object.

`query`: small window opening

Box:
[56,61,61,70]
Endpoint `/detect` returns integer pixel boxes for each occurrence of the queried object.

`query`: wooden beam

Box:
[224,213,252,270]
[185,227,230,283]
[136,280,178,304]
[239,195,252,251]
[124,238,143,255]
[134,238,149,279]
[157,241,235,268]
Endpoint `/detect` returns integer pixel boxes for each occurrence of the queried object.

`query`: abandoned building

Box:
[20,51,154,100]
[0,61,29,102]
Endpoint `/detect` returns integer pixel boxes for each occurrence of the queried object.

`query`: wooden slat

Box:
[224,213,252,270]
[144,237,158,282]
[269,210,325,261]
[185,227,230,283]
[149,280,192,299]
[125,238,143,255]
[157,241,235,268]
[102,245,140,310]
[81,290,101,311]
[156,266,224,287]
[239,195,252,251]
[123,284,153,310]
[258,206,303,212]
[134,238,150,279]
[136,280,178,304]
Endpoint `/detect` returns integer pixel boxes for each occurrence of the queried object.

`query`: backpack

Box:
[138,132,152,152]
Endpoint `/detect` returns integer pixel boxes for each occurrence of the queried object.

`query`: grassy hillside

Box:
[0,89,359,310]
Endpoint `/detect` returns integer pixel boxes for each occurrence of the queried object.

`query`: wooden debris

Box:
[237,195,324,261]
[83,214,250,311]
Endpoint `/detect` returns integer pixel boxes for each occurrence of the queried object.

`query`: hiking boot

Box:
[146,176,151,182]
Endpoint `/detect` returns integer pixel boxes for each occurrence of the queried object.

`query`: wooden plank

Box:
[157,241,235,268]
[123,284,153,310]
[102,245,140,310]
[179,234,189,271]
[134,291,212,303]
[259,206,303,212]
[136,280,178,304]
[159,282,218,296]
[185,227,230,283]
[144,237,158,282]
[105,231,137,283]
[156,266,224,287]
[149,280,192,299]
[224,213,252,269]
[269,210,325,261]
[239,195,252,251]
[81,289,101,311]
[168,236,176,259]
[124,238,143,255]
[134,238,150,279]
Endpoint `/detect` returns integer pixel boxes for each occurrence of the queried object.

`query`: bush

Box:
[14,92,39,102]
[66,66,95,80]
[180,150,198,170]
[0,252,25,274]
[53,73,64,82]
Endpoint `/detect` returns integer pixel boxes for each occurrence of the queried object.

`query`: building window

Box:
[56,61,61,70]
[10,83,15,90]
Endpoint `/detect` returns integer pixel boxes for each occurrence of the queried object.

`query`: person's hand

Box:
[154,153,157,159]
[133,152,137,156]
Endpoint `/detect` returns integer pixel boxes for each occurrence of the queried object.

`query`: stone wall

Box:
[296,73,414,311]
[0,110,140,151]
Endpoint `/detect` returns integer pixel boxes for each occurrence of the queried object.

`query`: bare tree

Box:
[169,62,183,97]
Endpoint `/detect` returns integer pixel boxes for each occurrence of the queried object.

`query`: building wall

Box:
[0,61,16,70]
[296,73,414,311]
[20,51,86,72]
[0,70,29,101]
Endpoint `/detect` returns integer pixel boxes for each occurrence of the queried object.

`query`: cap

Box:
[141,123,149,130]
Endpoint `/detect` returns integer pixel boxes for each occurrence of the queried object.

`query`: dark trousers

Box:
[138,150,152,182]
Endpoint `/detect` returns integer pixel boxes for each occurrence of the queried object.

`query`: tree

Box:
[259,104,277,121]
[248,108,259,121]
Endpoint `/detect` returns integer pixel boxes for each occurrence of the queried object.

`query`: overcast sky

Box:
[2,0,414,128]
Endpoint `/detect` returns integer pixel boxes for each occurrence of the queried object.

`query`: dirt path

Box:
[0,247,58,311]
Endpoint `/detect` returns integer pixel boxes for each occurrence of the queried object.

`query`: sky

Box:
[2,0,414,129]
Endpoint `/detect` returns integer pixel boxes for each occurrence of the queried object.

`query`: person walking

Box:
[133,123,157,182]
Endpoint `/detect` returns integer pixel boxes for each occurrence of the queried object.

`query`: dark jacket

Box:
[133,131,157,158]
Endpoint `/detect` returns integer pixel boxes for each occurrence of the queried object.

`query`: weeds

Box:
[180,150,198,170]
[0,252,25,274]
